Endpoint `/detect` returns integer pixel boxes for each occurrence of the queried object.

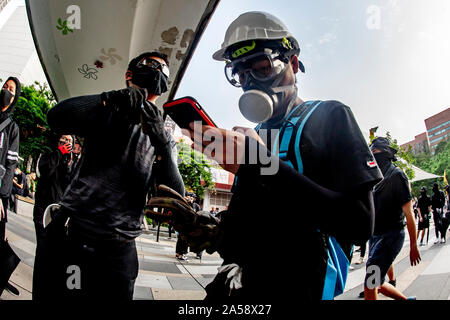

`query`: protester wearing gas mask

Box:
[363,137,420,300]
[33,52,184,300]
[33,134,74,245]
[179,12,383,301]
[0,76,21,297]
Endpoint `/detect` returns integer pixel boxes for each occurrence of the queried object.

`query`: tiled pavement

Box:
[337,226,450,300]
[2,203,450,300]
[0,207,223,300]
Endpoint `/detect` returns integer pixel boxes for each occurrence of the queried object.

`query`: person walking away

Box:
[417,187,431,246]
[10,166,26,212]
[431,182,446,243]
[0,77,21,297]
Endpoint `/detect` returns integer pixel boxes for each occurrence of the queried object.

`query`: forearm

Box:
[154,142,185,197]
[47,94,106,136]
[235,141,375,242]
[403,201,418,244]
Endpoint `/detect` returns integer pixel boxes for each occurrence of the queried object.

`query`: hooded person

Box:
[431,182,446,243]
[33,134,75,245]
[363,137,421,300]
[0,76,21,297]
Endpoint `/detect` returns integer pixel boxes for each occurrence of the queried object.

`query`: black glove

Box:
[141,101,170,152]
[101,87,147,124]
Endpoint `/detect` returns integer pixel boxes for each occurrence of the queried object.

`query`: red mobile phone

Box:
[163,96,217,129]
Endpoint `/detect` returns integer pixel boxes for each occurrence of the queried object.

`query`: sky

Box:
[176,0,450,145]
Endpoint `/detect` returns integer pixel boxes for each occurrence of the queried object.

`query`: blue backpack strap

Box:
[272,101,317,168]
[273,100,353,300]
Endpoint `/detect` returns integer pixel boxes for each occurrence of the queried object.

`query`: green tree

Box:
[409,139,449,197]
[11,81,56,171]
[177,140,215,199]
[370,128,415,180]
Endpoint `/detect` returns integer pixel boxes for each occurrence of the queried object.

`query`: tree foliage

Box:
[10,81,56,170]
[409,138,449,197]
[369,128,415,180]
[177,141,215,199]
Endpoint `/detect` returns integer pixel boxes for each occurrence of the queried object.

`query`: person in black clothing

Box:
[431,182,446,243]
[0,77,21,297]
[32,51,184,300]
[181,12,383,301]
[417,186,431,246]
[10,165,27,212]
[363,137,420,300]
[33,134,73,245]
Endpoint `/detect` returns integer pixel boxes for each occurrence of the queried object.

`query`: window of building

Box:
[209,191,232,209]
[427,120,450,134]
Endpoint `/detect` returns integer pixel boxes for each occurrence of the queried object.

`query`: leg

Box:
[387,265,395,282]
[378,282,406,300]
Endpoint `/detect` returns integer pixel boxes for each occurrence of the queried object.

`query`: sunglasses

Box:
[137,57,170,78]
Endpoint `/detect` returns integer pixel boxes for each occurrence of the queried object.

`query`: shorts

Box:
[418,218,429,230]
[364,228,405,288]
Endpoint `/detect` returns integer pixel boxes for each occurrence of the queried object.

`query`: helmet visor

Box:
[225,51,286,88]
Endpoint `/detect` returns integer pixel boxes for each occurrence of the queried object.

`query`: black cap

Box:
[370,137,398,155]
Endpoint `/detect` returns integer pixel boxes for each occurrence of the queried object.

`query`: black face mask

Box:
[0,89,14,109]
[132,66,168,95]
[374,152,393,175]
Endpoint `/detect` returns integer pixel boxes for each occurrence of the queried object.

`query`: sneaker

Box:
[349,266,355,270]
[355,257,364,265]
[434,238,440,244]
[5,282,19,296]
[358,291,365,298]
[441,238,446,243]
[176,254,188,261]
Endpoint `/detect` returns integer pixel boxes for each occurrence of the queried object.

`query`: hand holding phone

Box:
[163,96,216,129]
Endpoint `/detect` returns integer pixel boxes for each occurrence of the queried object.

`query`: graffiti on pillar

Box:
[99,48,123,66]
[78,64,98,80]
[159,27,195,63]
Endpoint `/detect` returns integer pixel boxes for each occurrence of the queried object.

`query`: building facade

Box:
[401,107,450,154]
[425,108,450,152]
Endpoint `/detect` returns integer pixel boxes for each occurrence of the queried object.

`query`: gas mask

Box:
[225,49,297,123]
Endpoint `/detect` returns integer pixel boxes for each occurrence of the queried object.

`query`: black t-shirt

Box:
[215,100,383,300]
[417,195,431,218]
[372,165,412,235]
[431,190,445,209]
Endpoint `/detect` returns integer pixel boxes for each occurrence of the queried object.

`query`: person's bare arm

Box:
[403,200,421,266]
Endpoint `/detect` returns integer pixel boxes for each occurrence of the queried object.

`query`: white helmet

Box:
[213,11,300,61]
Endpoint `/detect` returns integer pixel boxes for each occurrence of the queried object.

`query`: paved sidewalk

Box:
[2,203,450,300]
[337,225,450,300]
[0,207,223,300]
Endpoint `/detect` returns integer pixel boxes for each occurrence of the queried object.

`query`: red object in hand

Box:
[58,143,72,155]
